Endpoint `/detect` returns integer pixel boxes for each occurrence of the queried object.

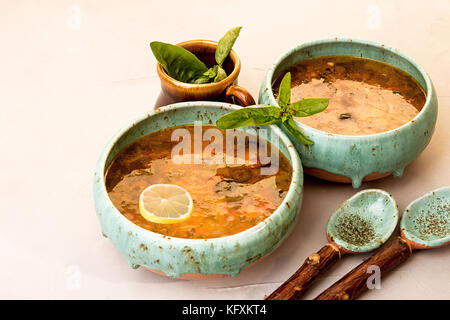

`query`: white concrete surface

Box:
[1,0,449,299]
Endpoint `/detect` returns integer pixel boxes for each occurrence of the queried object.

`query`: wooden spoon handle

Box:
[265,244,341,300]
[315,237,412,300]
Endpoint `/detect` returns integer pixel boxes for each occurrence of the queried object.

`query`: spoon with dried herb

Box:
[316,186,450,300]
[266,189,399,300]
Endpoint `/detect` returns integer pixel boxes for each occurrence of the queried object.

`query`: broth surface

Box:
[273,56,426,135]
[105,125,292,239]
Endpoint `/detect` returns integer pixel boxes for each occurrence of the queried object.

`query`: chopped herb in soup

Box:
[105,125,292,239]
[273,56,426,135]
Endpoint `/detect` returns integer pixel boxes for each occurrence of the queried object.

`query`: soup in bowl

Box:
[93,102,303,279]
[259,38,438,188]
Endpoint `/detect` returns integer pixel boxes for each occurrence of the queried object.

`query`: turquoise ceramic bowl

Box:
[259,38,438,188]
[93,102,303,279]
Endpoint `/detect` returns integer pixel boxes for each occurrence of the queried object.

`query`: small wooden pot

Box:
[156,40,255,106]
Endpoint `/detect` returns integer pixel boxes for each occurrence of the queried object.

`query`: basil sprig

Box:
[150,41,208,83]
[150,27,241,84]
[215,26,241,67]
[216,72,329,145]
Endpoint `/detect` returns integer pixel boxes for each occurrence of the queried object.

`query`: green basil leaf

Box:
[213,66,227,82]
[215,26,241,67]
[193,65,228,84]
[204,65,218,79]
[281,109,294,122]
[216,105,281,129]
[282,117,313,145]
[290,98,329,117]
[278,72,291,108]
[150,41,208,83]
[193,75,211,84]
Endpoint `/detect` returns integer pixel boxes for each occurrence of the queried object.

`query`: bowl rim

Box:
[263,37,435,139]
[155,39,241,89]
[95,101,303,246]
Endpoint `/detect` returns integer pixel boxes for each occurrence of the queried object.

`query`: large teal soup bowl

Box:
[259,38,438,188]
[93,102,303,279]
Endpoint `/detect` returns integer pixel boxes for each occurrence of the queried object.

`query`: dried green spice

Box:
[335,214,376,246]
[414,204,449,240]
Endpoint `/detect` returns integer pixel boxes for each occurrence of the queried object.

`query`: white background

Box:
[1,0,449,299]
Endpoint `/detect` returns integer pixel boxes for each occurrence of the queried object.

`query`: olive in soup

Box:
[105,125,292,239]
[273,56,426,135]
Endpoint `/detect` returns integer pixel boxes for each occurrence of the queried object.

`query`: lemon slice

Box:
[139,184,193,224]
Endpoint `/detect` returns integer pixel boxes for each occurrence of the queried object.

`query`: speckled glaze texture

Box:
[401,186,450,249]
[326,189,399,253]
[259,38,438,188]
[93,102,303,278]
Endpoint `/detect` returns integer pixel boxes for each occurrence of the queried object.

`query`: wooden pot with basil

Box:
[150,27,255,106]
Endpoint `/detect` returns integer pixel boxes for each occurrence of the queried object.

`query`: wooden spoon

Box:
[315,186,450,300]
[266,189,399,300]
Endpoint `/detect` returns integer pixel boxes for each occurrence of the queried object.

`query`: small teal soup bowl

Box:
[259,38,438,188]
[93,102,303,279]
